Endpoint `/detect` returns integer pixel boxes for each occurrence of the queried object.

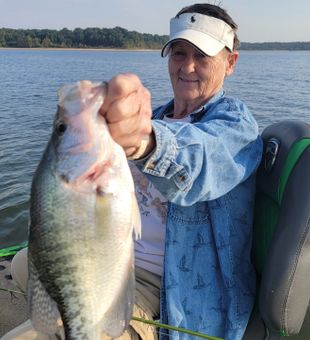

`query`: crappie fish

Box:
[28,80,141,340]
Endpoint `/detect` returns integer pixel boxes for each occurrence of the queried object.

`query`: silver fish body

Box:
[28,81,141,340]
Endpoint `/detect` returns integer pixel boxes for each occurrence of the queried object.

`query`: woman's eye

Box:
[55,121,67,136]
[173,51,184,55]
[171,51,186,61]
[195,52,206,59]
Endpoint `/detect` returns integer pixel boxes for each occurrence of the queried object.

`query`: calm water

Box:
[0,49,309,248]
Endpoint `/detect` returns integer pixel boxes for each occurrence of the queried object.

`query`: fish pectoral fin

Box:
[132,193,141,240]
[101,269,135,337]
[28,255,63,337]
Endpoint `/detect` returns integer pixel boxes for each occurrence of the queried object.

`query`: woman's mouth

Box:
[179,76,199,83]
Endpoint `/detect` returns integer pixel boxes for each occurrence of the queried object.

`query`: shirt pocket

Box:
[168,201,210,225]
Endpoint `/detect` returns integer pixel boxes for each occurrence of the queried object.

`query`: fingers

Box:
[101,73,154,157]
[107,110,150,141]
[106,87,149,124]
[100,73,143,114]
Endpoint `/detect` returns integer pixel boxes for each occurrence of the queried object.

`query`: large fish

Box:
[28,80,141,340]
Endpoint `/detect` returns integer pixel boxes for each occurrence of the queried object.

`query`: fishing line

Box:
[0,287,26,295]
[0,242,223,340]
[0,286,223,339]
[132,316,223,340]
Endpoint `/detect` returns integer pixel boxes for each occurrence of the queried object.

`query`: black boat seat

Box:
[244,120,310,339]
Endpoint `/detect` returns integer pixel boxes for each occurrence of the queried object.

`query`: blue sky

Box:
[1,0,309,42]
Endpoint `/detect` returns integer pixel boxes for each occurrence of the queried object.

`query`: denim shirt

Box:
[134,89,263,339]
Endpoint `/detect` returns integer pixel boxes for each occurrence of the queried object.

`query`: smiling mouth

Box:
[179,76,198,83]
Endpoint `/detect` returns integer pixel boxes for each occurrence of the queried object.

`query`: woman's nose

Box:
[181,55,196,73]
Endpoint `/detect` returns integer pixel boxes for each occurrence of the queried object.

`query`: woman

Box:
[102,4,262,339]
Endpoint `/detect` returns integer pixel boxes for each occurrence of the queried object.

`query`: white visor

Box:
[161,13,235,57]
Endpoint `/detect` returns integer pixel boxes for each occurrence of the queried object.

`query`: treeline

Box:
[0,27,169,49]
[0,27,309,50]
[241,41,310,51]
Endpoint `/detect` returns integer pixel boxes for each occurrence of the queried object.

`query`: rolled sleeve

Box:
[134,96,263,206]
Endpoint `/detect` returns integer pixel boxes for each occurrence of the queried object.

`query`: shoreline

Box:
[0,47,161,52]
[1,47,310,52]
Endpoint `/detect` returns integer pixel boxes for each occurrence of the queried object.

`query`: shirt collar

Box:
[153,89,225,121]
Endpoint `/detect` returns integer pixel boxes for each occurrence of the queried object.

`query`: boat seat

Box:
[244,120,310,339]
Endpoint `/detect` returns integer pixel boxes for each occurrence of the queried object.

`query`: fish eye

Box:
[55,121,67,136]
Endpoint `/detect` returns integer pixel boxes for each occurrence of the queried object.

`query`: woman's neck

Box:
[173,98,205,119]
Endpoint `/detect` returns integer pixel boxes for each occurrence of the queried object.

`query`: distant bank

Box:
[0,47,161,52]
[0,27,309,50]
[0,27,168,50]
[240,42,310,51]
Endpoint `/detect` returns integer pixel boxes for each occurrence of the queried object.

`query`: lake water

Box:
[0,49,309,249]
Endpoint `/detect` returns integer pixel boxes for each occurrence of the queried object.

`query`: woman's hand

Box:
[100,73,155,159]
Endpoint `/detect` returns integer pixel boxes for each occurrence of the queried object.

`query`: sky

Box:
[1,0,310,43]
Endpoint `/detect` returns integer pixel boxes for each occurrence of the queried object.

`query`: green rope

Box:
[0,242,28,257]
[132,316,223,340]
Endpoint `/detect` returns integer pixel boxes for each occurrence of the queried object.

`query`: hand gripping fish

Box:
[27,80,141,340]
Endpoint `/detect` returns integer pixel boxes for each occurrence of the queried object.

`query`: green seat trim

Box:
[253,138,310,276]
[253,196,279,274]
[277,139,310,204]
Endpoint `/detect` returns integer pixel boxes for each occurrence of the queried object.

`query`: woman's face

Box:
[168,41,238,108]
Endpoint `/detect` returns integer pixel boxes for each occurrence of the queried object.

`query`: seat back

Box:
[252,120,310,336]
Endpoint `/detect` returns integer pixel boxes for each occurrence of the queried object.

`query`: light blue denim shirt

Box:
[134,89,263,339]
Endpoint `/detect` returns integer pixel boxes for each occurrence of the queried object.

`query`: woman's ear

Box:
[225,51,239,76]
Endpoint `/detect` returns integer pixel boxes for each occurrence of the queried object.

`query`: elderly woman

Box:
[4,3,262,340]
[102,4,262,340]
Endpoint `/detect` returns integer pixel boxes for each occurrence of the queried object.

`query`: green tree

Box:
[42,36,52,48]
[0,29,6,47]
[73,28,85,47]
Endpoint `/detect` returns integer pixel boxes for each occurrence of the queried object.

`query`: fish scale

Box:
[28,80,141,339]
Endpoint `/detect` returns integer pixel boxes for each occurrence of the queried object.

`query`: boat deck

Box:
[0,256,28,337]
